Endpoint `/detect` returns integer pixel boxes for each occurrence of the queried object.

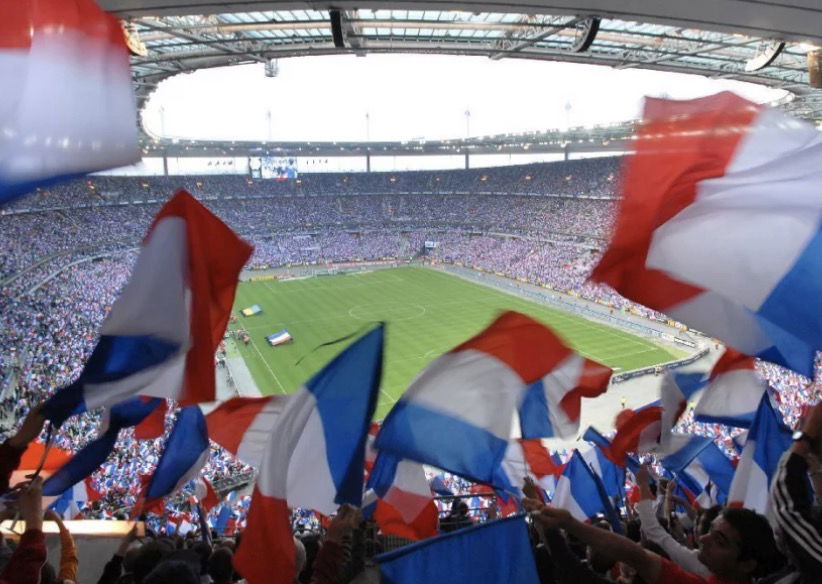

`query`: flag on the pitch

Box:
[592,92,822,376]
[0,0,139,205]
[43,397,162,496]
[552,450,620,529]
[375,312,590,492]
[367,452,433,523]
[42,191,253,426]
[145,406,210,501]
[727,394,792,513]
[377,515,540,584]
[204,396,288,469]
[517,340,611,439]
[233,325,383,584]
[694,349,767,428]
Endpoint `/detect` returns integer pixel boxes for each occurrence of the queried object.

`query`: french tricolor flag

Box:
[204,396,288,469]
[694,348,767,428]
[552,450,619,526]
[375,312,605,492]
[50,477,101,519]
[727,394,792,513]
[233,325,383,584]
[592,92,822,376]
[366,452,433,523]
[518,342,612,440]
[0,0,139,204]
[677,441,736,506]
[42,191,253,426]
[145,406,210,502]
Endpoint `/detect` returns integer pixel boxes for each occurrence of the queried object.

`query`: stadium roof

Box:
[99,1,822,156]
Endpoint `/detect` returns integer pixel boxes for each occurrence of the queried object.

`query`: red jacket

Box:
[0,529,47,584]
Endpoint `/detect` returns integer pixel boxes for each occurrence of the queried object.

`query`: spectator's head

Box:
[207,547,234,584]
[133,541,169,584]
[698,508,781,580]
[143,560,199,584]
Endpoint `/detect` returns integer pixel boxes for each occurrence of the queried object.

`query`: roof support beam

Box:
[489,17,582,60]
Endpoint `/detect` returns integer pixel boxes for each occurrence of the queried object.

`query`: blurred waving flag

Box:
[375,312,606,493]
[43,396,162,497]
[234,325,383,584]
[0,0,139,205]
[204,396,288,469]
[145,406,210,501]
[552,450,620,530]
[592,92,822,376]
[694,348,767,428]
[728,394,792,513]
[366,452,433,524]
[377,515,540,584]
[42,191,253,426]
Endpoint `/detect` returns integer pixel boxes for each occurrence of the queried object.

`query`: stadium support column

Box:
[563,143,570,161]
[366,151,371,172]
[464,152,470,169]
[162,152,169,176]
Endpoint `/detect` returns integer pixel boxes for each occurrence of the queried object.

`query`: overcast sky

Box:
[142,54,785,143]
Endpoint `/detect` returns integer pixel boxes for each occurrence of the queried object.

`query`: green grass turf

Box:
[230,267,682,419]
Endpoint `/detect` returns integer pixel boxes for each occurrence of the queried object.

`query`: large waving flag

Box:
[694,349,767,428]
[727,394,792,513]
[592,92,822,376]
[233,325,383,584]
[204,396,288,469]
[377,516,540,584]
[0,0,139,204]
[42,191,253,426]
[43,396,162,496]
[375,312,590,492]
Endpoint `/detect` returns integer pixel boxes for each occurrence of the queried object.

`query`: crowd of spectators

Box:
[2,158,822,584]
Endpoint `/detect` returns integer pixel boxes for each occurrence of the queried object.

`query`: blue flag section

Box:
[377,515,539,584]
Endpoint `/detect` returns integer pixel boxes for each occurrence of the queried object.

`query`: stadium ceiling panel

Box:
[99,1,822,154]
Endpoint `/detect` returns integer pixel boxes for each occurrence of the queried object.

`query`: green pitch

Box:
[230,267,682,419]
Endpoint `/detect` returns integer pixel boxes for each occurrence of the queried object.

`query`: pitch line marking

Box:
[248,336,287,395]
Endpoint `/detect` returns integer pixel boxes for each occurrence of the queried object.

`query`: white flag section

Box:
[0,0,139,204]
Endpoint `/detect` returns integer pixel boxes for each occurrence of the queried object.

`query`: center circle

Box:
[348,302,427,321]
